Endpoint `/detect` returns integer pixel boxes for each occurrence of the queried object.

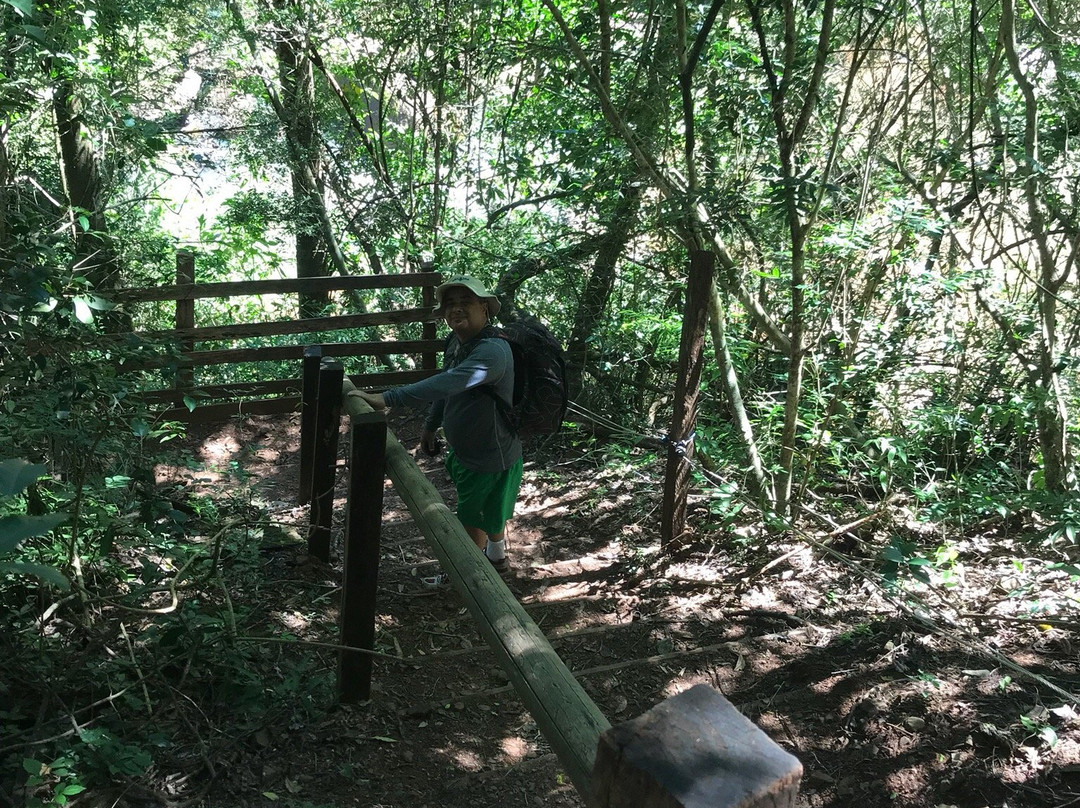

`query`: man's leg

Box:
[464,525,488,550]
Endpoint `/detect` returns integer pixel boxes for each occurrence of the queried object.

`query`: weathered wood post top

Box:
[591,684,802,808]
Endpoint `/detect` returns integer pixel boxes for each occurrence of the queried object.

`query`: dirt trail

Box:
[164,412,1080,808]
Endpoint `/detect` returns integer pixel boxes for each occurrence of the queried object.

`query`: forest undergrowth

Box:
[2,412,1079,808]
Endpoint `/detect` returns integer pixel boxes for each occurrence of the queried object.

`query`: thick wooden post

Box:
[590,684,802,808]
[299,345,323,505]
[338,411,387,703]
[661,251,713,550]
[175,251,195,391]
[308,359,344,562]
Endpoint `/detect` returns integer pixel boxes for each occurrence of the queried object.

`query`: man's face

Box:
[442,288,488,340]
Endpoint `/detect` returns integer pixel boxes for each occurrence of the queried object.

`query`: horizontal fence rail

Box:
[113,271,442,302]
[103,254,441,421]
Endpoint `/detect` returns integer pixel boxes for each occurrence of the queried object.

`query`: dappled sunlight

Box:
[439,745,484,772]
[275,609,313,634]
[499,734,533,764]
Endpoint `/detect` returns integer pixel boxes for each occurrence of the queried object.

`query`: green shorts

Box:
[445,450,524,537]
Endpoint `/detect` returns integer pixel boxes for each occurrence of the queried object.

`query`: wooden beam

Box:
[134,307,435,344]
[342,380,610,797]
[113,271,442,303]
[338,411,387,703]
[138,369,437,405]
[117,340,446,371]
[157,396,300,423]
[308,360,344,562]
[175,251,195,390]
[299,346,322,506]
[590,684,802,808]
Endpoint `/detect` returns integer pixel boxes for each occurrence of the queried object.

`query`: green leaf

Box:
[0,458,46,496]
[1048,562,1080,577]
[1041,726,1058,747]
[131,418,150,438]
[72,297,94,324]
[22,759,43,775]
[1,561,70,590]
[17,24,47,44]
[2,0,32,17]
[0,513,68,553]
[882,546,905,563]
[84,295,116,311]
[183,395,198,412]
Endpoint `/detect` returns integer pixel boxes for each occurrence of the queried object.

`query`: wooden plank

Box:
[422,271,440,370]
[182,340,445,367]
[661,250,713,549]
[138,369,437,405]
[343,381,610,798]
[175,251,195,390]
[308,360,344,562]
[590,684,802,808]
[299,346,322,506]
[113,271,442,303]
[339,411,387,703]
[134,307,435,344]
[116,340,446,371]
[157,396,301,423]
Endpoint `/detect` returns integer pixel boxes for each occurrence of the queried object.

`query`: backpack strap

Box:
[450,327,516,431]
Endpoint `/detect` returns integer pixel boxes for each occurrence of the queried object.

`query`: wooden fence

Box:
[299,360,804,808]
[111,251,443,422]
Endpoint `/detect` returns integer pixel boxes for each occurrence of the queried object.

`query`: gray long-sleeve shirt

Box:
[382,336,522,473]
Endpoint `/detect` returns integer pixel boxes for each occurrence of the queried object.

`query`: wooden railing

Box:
[299,358,804,808]
[111,251,442,421]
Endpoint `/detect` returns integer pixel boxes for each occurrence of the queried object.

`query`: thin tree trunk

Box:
[708,281,773,505]
[565,179,643,399]
[1001,0,1072,490]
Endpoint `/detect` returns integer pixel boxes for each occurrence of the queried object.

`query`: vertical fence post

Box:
[308,359,343,562]
[338,410,387,703]
[299,345,323,505]
[421,262,439,371]
[661,250,713,550]
[175,251,195,391]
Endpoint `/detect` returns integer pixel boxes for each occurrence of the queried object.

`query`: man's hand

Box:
[348,390,387,410]
[420,429,442,456]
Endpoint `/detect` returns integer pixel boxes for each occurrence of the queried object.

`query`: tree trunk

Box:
[53,80,120,290]
[661,251,713,549]
[565,179,643,399]
[708,281,773,505]
[276,16,329,319]
[1001,0,1072,490]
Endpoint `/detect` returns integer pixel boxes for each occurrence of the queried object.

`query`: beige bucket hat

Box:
[432,275,501,318]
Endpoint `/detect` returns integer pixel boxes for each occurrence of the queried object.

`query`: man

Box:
[349,275,522,574]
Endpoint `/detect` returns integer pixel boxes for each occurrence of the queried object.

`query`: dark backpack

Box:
[451,319,568,437]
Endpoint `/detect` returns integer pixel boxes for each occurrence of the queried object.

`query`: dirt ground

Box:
[151,411,1080,808]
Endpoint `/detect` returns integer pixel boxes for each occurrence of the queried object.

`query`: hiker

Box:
[348,275,521,574]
